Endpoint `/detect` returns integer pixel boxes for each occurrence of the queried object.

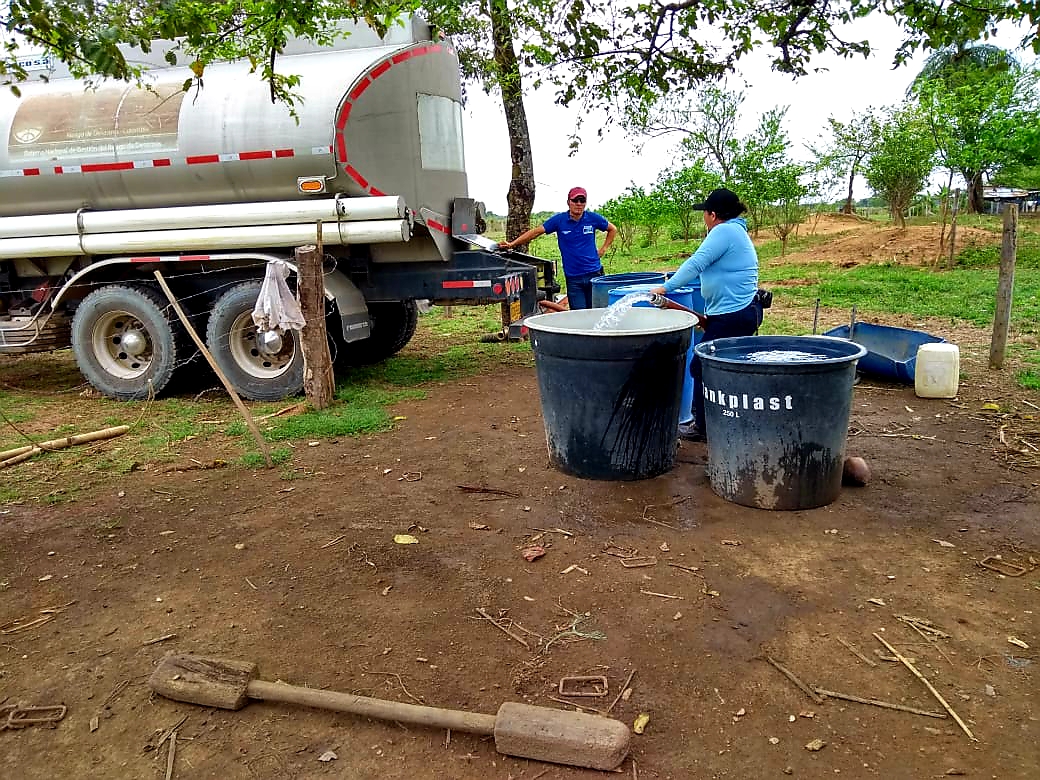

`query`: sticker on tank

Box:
[8,83,184,163]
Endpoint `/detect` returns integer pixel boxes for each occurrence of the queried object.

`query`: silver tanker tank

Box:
[0,17,467,220]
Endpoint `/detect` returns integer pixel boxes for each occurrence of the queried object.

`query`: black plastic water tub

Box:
[526,308,696,480]
[695,335,867,509]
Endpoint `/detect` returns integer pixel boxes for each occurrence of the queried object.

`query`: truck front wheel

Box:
[335,300,418,366]
[205,282,304,401]
[71,284,186,400]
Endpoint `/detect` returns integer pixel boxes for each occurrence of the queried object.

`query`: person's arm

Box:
[498,225,546,250]
[661,228,726,292]
[598,222,618,258]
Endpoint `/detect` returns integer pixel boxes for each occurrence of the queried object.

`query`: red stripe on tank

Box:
[345,165,369,189]
[336,102,352,131]
[349,77,372,101]
[81,161,134,173]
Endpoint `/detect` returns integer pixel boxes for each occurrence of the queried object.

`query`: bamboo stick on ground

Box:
[475,608,530,648]
[765,656,825,705]
[812,688,947,719]
[873,632,976,741]
[0,425,130,469]
[836,636,878,667]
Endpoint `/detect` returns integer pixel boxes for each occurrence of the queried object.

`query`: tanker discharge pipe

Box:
[0,219,411,260]
[0,197,407,240]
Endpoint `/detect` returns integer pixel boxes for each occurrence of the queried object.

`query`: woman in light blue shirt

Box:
[651,188,762,441]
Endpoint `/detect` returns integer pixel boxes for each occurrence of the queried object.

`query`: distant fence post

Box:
[989,203,1018,370]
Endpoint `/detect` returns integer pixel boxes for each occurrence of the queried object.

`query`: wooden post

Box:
[295,244,335,409]
[946,188,961,269]
[989,203,1018,370]
[153,270,272,467]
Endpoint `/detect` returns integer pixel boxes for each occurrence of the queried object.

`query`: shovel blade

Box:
[494,702,631,770]
[149,653,258,710]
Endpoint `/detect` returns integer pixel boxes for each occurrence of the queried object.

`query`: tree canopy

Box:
[909,44,1040,212]
[530,1,1040,113]
[864,106,936,228]
[6,1,1040,107]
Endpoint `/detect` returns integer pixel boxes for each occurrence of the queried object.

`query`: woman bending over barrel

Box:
[651,188,762,442]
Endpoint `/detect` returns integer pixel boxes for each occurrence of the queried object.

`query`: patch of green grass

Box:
[93,455,146,475]
[0,394,36,427]
[423,306,505,338]
[1019,370,1040,390]
[1012,342,1040,390]
[41,489,75,506]
[761,314,809,336]
[956,233,1040,270]
[263,407,391,440]
[240,446,292,468]
[0,484,23,503]
[759,263,1040,334]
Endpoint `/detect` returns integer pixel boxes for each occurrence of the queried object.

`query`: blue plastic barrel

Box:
[695,335,867,510]
[609,282,705,424]
[525,309,697,480]
[590,272,666,309]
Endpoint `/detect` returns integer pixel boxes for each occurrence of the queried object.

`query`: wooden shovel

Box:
[149,653,630,770]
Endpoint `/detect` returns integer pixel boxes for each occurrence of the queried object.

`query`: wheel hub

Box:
[120,328,148,357]
[229,312,295,378]
[257,329,284,356]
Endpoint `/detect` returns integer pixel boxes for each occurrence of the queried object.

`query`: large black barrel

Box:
[526,309,696,480]
[695,335,867,509]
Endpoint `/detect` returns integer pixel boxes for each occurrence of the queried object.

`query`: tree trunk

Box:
[843,166,856,214]
[961,169,985,214]
[489,0,535,243]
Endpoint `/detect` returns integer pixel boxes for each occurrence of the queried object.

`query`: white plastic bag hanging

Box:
[252,260,306,334]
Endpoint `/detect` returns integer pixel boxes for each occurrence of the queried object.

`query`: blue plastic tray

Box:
[822,323,945,384]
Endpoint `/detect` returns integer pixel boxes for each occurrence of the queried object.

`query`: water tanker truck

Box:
[0,17,555,400]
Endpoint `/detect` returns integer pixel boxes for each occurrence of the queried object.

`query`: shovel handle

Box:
[247,680,497,735]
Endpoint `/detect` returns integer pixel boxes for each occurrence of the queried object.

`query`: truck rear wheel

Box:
[71,284,186,401]
[335,300,418,366]
[206,281,304,401]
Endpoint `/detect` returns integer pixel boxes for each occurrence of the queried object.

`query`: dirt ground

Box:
[2,330,1039,779]
[785,213,998,267]
[2,213,1039,778]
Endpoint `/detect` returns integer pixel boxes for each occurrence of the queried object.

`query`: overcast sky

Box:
[461,17,1032,215]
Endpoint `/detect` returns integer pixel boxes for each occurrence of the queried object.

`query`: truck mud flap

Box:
[323,270,372,343]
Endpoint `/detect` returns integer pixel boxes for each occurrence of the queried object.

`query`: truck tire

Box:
[336,300,418,367]
[71,284,186,401]
[206,281,304,401]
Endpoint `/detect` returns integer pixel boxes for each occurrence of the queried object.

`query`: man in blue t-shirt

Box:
[498,187,618,309]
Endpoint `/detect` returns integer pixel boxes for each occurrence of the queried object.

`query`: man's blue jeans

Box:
[565,268,605,310]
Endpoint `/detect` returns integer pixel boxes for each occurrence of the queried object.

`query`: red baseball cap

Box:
[568,187,587,200]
